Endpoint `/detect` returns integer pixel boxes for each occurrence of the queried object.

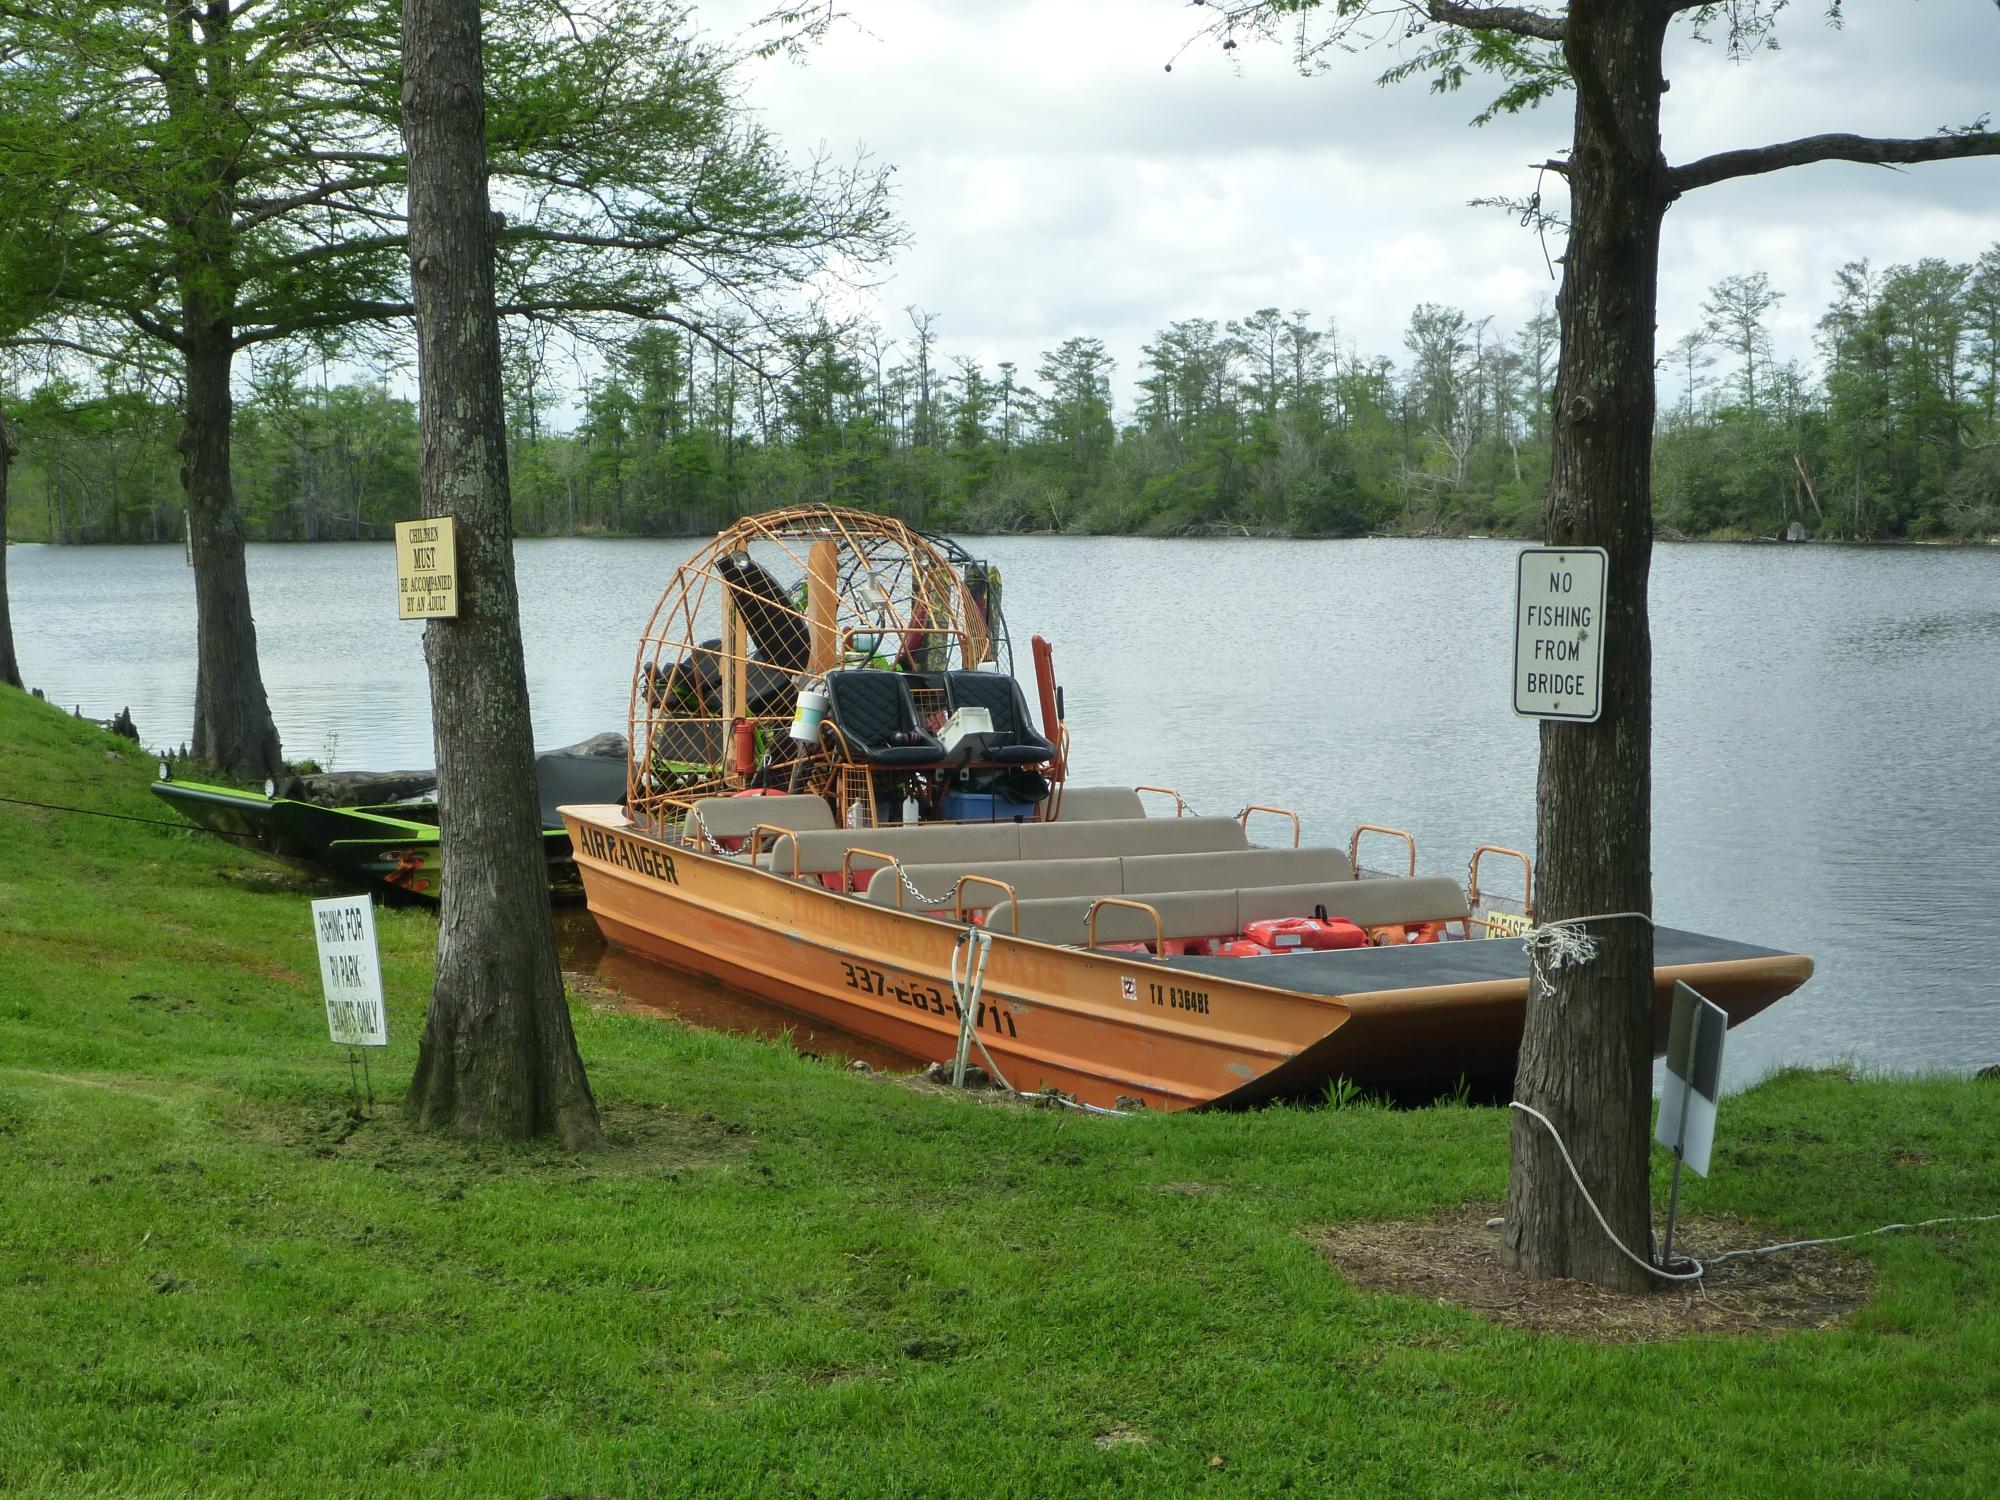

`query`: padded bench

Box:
[681,793,836,850]
[764,814,1250,881]
[861,845,1354,912]
[1049,786,1148,822]
[985,875,1472,948]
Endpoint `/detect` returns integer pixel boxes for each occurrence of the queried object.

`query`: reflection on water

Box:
[553,909,919,1074]
[12,534,2000,1090]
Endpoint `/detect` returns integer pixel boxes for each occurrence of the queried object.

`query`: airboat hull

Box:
[562,804,1813,1110]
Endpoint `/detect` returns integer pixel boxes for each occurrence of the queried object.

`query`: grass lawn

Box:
[3,689,1997,1497]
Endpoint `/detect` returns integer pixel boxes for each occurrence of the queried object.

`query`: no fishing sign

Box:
[1513,546,1607,722]
[310,895,388,1047]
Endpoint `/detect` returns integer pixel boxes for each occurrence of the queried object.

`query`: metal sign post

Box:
[1656,981,1728,1266]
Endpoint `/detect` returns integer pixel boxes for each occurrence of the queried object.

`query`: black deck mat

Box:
[1163,926,1793,996]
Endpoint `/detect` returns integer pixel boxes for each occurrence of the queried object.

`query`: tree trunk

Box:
[162,0,283,780]
[181,334,284,777]
[1,403,20,690]
[1501,1,1670,1293]
[401,0,602,1147]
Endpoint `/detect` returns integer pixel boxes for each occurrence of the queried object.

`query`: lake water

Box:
[11,534,1999,1090]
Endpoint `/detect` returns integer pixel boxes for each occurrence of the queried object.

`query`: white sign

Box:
[311,895,388,1047]
[1656,981,1726,1177]
[1512,546,1608,722]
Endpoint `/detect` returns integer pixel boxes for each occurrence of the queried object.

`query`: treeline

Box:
[8,250,1998,546]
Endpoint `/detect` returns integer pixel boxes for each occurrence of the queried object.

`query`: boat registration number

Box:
[1148,981,1210,1016]
[838,960,1018,1039]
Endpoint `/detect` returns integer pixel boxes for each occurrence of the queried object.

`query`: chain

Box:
[891,860,956,908]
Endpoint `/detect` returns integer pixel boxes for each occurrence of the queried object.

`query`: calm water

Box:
[12,535,1999,1088]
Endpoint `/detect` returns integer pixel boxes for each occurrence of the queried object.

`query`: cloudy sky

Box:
[707,0,2000,417]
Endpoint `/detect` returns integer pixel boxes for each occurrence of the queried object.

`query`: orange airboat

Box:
[561,506,1812,1111]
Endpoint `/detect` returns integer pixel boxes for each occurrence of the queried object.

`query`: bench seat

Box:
[985,875,1471,948]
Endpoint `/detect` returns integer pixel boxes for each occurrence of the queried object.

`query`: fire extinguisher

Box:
[731,717,757,777]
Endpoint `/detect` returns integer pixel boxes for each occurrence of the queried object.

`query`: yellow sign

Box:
[1483,909,1533,939]
[395,517,458,619]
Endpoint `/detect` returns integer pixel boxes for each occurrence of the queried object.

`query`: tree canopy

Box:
[0,0,899,773]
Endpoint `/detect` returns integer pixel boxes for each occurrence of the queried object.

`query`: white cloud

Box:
[693,0,2000,418]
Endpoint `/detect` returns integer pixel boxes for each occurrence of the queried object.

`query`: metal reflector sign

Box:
[1656,981,1726,1177]
[1513,546,1607,722]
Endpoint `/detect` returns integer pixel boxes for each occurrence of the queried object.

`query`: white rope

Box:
[1508,1100,2000,1283]
[1508,1101,1706,1282]
[945,931,1125,1116]
[1518,910,1654,1000]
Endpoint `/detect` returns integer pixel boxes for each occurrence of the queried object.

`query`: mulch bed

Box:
[1318,1204,1876,1341]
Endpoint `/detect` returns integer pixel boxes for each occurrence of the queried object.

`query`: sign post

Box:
[394,516,459,619]
[1512,546,1607,722]
[311,895,389,1110]
[1655,981,1728,1266]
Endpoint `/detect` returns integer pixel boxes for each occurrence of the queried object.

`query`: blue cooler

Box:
[940,791,1039,822]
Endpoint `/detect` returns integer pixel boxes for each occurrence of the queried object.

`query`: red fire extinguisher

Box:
[731,717,757,777]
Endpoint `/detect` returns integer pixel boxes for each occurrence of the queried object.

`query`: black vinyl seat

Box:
[945,671,1057,766]
[822,670,945,767]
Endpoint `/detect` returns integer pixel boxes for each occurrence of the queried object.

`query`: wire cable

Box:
[0,794,212,832]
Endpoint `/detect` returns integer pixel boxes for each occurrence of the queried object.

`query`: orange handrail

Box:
[1468,845,1534,920]
[955,874,1019,930]
[1239,804,1302,848]
[1349,824,1417,878]
[746,822,800,867]
[1086,897,1166,953]
[840,846,903,901]
[1134,784,1187,817]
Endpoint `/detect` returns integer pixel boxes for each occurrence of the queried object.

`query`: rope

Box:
[1517,909,1654,999]
[1508,1100,2000,1283]
[1507,1101,1705,1282]
[947,930,1125,1116]
[0,794,214,832]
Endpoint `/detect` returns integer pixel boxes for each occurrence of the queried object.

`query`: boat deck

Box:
[1165,926,1787,995]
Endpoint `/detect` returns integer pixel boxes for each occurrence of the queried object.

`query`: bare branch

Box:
[1427,3,1565,42]
[1671,129,2000,194]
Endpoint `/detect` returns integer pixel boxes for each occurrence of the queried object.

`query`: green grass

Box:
[4,689,1999,1497]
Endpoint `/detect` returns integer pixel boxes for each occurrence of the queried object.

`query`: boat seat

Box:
[682,793,836,850]
[1050,786,1148,821]
[987,891,1242,946]
[944,670,1057,766]
[1236,875,1470,930]
[765,821,1025,878]
[1117,847,1354,892]
[822,669,945,768]
[985,875,1472,949]
[763,812,1253,879]
[862,856,1123,910]
[1017,815,1249,860]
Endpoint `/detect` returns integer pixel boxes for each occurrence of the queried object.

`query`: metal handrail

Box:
[747,822,798,867]
[1239,803,1302,848]
[1468,844,1535,920]
[1086,896,1166,953]
[1349,823,1418,879]
[955,874,1019,931]
[1133,784,1186,817]
[840,846,903,901]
